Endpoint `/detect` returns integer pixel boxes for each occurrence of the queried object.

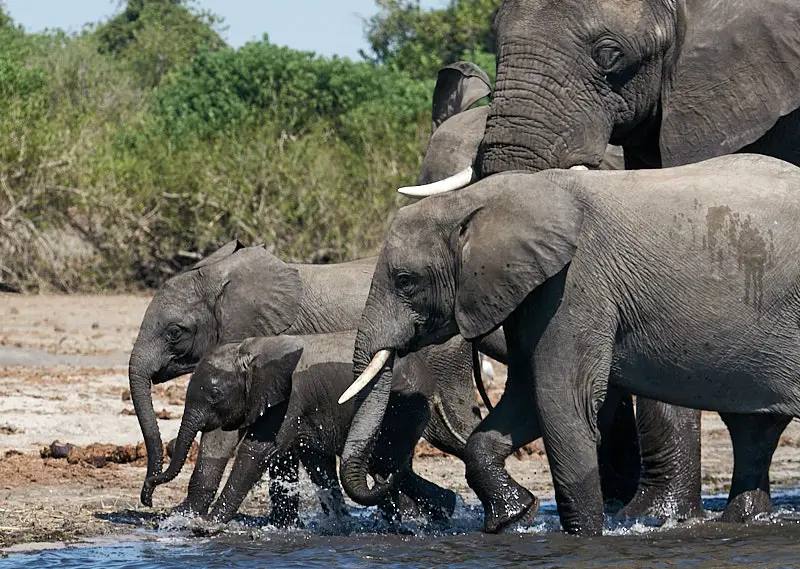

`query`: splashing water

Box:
[6,491,800,568]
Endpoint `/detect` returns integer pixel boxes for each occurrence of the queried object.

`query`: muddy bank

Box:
[2,293,800,550]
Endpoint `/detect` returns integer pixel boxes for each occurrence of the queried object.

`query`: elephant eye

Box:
[593,40,624,74]
[166,324,184,343]
[393,272,416,292]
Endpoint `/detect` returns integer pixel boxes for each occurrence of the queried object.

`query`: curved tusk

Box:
[569,165,589,170]
[397,166,474,197]
[338,349,391,404]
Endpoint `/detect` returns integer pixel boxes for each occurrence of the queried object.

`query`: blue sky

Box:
[4,0,448,59]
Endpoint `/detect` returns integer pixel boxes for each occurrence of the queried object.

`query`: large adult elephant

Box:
[399,0,800,522]
[341,154,800,535]
[129,240,489,516]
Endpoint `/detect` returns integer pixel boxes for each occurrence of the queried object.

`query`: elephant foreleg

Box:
[463,366,540,534]
[617,399,703,522]
[174,428,243,515]
[298,448,348,518]
[719,413,790,523]
[206,435,273,524]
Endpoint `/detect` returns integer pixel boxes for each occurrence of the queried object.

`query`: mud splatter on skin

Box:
[669,204,774,313]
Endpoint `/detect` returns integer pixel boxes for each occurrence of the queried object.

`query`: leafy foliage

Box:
[152,39,433,143]
[364,0,500,81]
[97,0,224,87]
[0,1,435,292]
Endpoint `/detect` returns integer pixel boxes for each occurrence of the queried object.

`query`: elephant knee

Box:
[464,431,505,484]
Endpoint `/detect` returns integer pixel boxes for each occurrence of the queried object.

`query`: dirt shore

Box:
[2,293,800,550]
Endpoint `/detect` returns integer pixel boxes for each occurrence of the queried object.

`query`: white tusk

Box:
[397,166,474,197]
[570,165,589,170]
[338,349,391,404]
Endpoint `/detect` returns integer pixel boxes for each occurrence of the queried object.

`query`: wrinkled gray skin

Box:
[130,241,490,516]
[350,154,800,535]
[425,0,800,524]
[144,332,467,525]
[401,61,642,516]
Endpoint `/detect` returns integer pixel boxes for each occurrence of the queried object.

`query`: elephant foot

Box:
[426,488,457,522]
[171,493,214,517]
[483,487,539,534]
[616,483,703,522]
[720,490,771,523]
[190,517,227,537]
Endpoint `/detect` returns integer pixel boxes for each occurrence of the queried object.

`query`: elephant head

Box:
[340,173,580,499]
[475,0,800,175]
[142,336,304,503]
[401,60,625,198]
[129,239,302,487]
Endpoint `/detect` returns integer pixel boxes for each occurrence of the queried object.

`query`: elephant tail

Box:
[472,344,494,412]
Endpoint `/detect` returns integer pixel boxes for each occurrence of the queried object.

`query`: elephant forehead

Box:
[204,344,240,372]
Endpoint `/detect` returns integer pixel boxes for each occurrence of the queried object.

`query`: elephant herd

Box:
[130,0,800,537]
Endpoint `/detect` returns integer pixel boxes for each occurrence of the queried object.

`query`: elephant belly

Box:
[609,319,800,417]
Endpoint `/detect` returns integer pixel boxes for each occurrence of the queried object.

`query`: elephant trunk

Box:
[128,346,164,486]
[141,410,202,506]
[340,331,396,506]
[477,41,611,177]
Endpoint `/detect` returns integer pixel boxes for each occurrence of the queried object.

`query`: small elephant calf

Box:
[143,331,457,526]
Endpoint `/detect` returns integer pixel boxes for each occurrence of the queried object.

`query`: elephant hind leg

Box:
[597,388,641,511]
[395,457,457,522]
[267,449,301,527]
[719,413,790,523]
[299,448,348,518]
[616,399,704,522]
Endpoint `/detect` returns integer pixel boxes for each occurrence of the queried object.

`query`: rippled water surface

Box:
[5,494,800,568]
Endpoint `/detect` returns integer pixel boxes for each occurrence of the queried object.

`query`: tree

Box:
[363,0,500,81]
[96,0,225,87]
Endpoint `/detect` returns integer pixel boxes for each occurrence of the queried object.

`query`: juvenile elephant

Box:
[341,154,800,535]
[144,332,463,525]
[129,240,486,515]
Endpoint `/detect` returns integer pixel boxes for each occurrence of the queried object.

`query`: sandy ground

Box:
[2,293,800,550]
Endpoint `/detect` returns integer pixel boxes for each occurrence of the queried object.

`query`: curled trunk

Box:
[340,335,396,506]
[141,412,201,506]
[128,348,164,484]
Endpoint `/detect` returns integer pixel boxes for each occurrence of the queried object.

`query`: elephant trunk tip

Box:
[340,456,395,506]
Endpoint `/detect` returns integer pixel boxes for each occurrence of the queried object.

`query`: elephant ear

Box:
[203,247,303,341]
[238,336,304,427]
[660,0,800,166]
[452,179,583,340]
[431,61,491,133]
[191,239,246,269]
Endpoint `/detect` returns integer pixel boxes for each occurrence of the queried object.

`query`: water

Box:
[5,493,800,568]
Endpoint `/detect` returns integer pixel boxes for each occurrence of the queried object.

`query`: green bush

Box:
[153,39,433,143]
[0,0,499,292]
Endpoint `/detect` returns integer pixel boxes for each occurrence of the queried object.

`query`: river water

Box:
[5,494,800,568]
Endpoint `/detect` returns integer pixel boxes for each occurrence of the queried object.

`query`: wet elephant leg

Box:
[463,364,540,534]
[267,449,301,527]
[617,399,703,521]
[173,428,243,515]
[719,413,790,523]
[206,436,272,524]
[597,389,641,512]
[298,448,348,518]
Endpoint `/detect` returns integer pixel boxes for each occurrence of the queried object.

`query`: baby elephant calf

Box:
[143,331,456,526]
